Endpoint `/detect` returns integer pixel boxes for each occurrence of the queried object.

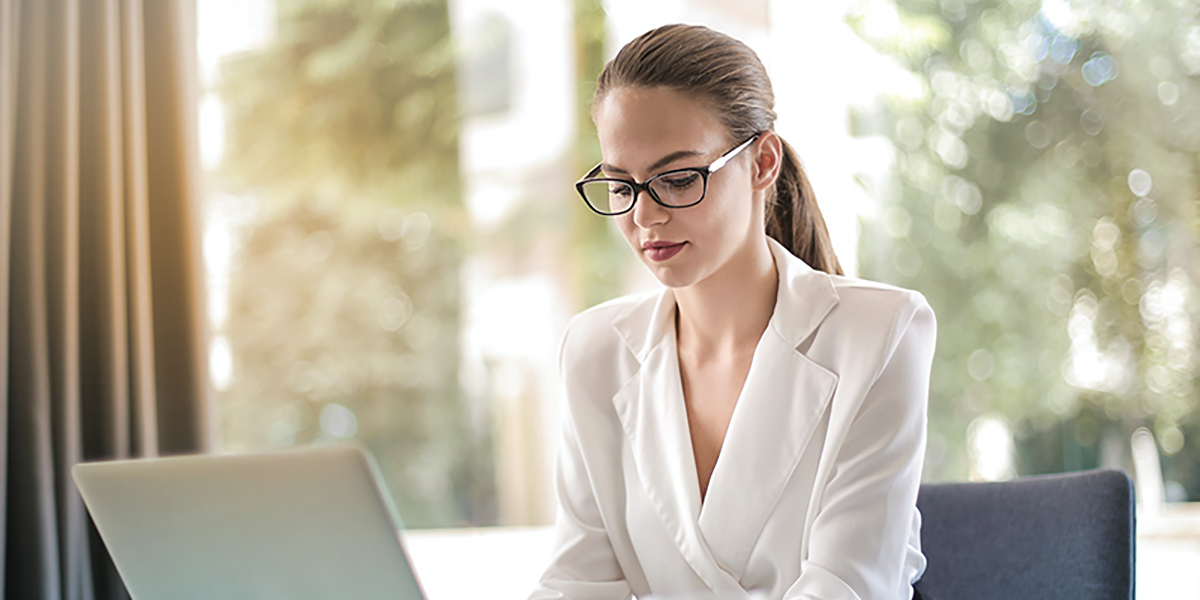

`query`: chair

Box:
[913,469,1135,600]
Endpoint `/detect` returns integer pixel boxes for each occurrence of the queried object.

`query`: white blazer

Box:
[531,238,937,600]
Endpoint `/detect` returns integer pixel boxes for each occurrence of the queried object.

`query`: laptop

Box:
[72,444,427,600]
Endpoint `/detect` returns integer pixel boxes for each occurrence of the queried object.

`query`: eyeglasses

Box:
[575,134,761,216]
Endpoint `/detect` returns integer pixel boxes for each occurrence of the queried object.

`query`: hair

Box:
[593,24,844,276]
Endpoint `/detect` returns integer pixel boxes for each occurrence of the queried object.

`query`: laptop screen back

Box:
[72,445,426,600]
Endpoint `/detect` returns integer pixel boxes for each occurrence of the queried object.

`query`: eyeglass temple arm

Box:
[707,134,760,173]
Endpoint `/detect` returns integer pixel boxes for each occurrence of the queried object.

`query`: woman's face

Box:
[593,86,765,290]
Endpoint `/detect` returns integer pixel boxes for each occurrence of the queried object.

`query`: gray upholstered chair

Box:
[913,469,1135,600]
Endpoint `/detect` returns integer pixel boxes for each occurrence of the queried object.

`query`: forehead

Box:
[593,87,729,173]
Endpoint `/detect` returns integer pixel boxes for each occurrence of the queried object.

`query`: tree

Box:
[852,0,1200,494]
[213,0,495,527]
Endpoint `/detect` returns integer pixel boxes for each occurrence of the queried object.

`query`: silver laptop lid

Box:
[72,444,426,600]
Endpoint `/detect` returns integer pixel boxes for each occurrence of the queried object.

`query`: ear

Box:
[750,130,783,193]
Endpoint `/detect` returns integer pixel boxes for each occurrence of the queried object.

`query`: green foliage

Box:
[852,0,1200,490]
[217,0,462,218]
[214,0,494,526]
[570,0,630,308]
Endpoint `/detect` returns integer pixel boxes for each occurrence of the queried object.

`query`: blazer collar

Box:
[611,237,841,360]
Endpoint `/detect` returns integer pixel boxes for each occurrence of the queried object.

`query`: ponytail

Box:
[766,137,844,276]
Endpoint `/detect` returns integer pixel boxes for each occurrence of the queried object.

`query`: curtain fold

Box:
[0,0,14,589]
[1,0,209,598]
[0,1,15,596]
[142,0,209,456]
[45,0,87,599]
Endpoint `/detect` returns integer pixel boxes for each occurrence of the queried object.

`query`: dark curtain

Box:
[0,0,211,598]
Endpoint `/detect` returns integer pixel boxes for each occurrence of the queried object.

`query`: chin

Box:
[642,259,702,289]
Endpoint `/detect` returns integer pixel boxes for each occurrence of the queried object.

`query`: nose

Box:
[630,188,668,229]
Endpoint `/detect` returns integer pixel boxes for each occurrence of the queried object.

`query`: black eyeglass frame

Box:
[575,133,762,216]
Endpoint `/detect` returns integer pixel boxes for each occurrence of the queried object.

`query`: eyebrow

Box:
[600,149,705,177]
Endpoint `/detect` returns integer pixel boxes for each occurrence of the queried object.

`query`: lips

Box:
[642,240,686,262]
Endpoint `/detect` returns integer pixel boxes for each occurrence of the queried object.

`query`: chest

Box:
[677,350,754,500]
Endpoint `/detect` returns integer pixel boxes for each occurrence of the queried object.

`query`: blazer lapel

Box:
[698,238,842,580]
[696,332,839,578]
[611,291,745,594]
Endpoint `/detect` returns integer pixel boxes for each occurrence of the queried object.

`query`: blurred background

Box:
[194,0,1200,596]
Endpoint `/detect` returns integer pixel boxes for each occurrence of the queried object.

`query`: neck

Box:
[674,236,778,356]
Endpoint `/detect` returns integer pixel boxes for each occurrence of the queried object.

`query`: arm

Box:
[784,294,936,600]
[529,323,633,600]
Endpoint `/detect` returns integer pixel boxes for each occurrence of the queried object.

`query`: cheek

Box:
[615,215,638,246]
[703,181,755,235]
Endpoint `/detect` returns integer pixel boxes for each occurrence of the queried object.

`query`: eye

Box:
[608,183,633,197]
[660,172,700,189]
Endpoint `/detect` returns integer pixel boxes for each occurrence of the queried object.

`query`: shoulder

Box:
[827,274,931,317]
[558,289,659,373]
[772,238,933,350]
[556,290,660,424]
[803,276,938,433]
[820,275,936,370]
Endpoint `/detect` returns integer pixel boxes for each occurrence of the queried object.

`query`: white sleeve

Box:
[528,323,633,600]
[783,294,936,600]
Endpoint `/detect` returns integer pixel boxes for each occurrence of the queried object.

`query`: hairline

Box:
[591,84,745,179]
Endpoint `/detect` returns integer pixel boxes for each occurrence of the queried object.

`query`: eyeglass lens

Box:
[580,171,705,214]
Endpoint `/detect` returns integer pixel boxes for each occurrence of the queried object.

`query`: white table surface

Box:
[402,526,555,600]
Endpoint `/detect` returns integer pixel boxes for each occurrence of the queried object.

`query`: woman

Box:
[531,24,936,600]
